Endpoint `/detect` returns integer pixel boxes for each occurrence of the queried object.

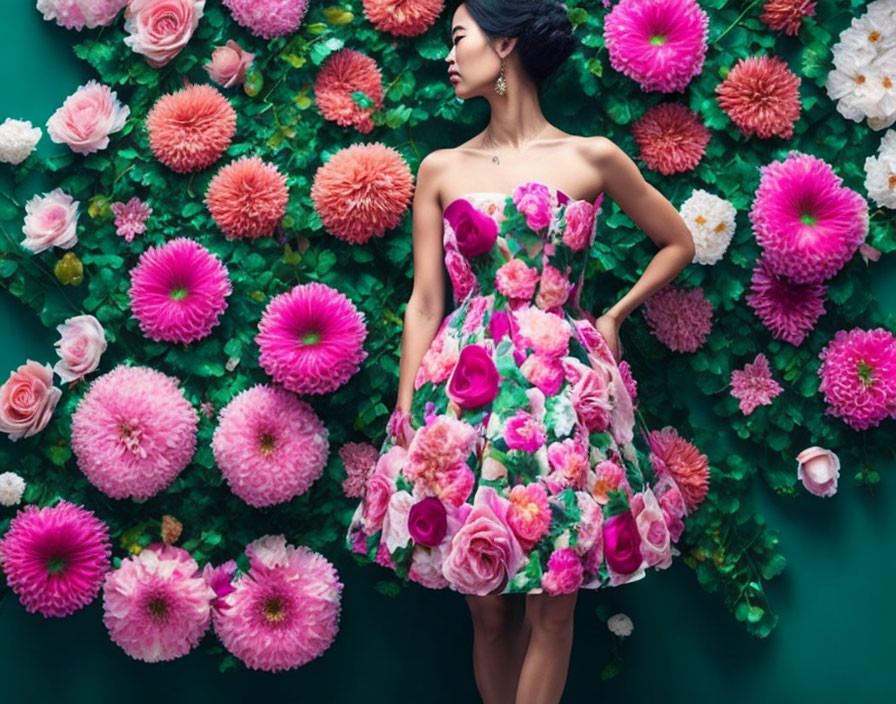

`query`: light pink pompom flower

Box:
[750,152,869,285]
[102,544,215,662]
[21,187,79,254]
[212,535,344,672]
[204,40,255,88]
[109,196,152,242]
[53,314,107,383]
[338,441,379,498]
[255,282,369,394]
[123,0,206,68]
[603,0,709,93]
[796,446,840,497]
[643,284,713,352]
[211,384,329,507]
[70,364,199,500]
[729,353,784,415]
[745,257,827,347]
[46,79,129,155]
[0,500,111,617]
[222,0,309,39]
[36,0,127,31]
[817,328,896,431]
[0,360,61,441]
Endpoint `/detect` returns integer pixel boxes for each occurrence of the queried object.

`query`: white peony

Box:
[0,118,42,165]
[607,612,634,637]
[0,471,27,506]
[864,129,896,208]
[679,189,737,266]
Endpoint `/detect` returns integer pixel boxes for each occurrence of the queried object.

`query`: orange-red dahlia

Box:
[760,0,817,37]
[146,83,236,173]
[631,102,710,175]
[314,49,384,134]
[310,142,414,245]
[715,55,802,139]
[362,0,443,37]
[205,156,289,239]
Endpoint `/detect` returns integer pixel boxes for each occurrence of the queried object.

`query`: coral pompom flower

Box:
[256,282,369,394]
[146,83,236,173]
[760,0,817,37]
[310,142,414,244]
[314,49,384,134]
[0,500,112,618]
[715,55,802,139]
[631,102,710,175]
[205,155,289,239]
[362,0,443,37]
[128,237,232,344]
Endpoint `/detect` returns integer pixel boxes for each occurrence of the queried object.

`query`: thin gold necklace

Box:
[482,123,551,166]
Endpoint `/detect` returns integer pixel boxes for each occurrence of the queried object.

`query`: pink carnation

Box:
[339,441,379,498]
[222,0,309,39]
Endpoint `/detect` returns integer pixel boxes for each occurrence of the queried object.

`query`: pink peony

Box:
[541,547,584,595]
[36,0,127,30]
[222,0,309,39]
[204,40,255,88]
[204,155,289,239]
[21,187,79,254]
[211,384,329,507]
[445,249,479,303]
[255,282,368,395]
[563,357,612,433]
[631,102,710,175]
[446,344,500,409]
[504,409,547,453]
[796,446,840,497]
[0,500,111,617]
[123,0,205,68]
[495,258,540,300]
[46,79,129,155]
[362,0,443,37]
[109,196,152,242]
[535,263,572,310]
[520,353,567,397]
[745,256,827,346]
[506,482,552,551]
[643,284,713,352]
[514,305,573,357]
[546,437,590,491]
[444,197,500,258]
[716,56,801,139]
[0,360,61,441]
[729,352,784,415]
[512,182,553,231]
[561,199,596,251]
[212,535,343,672]
[404,415,478,507]
[314,48,384,134]
[102,544,215,662]
[53,314,107,383]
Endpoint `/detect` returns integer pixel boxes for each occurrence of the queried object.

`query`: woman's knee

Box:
[525,592,578,635]
[466,594,519,638]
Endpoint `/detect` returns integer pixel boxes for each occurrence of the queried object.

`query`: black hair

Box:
[446,0,576,93]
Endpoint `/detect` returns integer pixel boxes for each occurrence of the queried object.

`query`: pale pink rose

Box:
[519,353,566,396]
[21,188,79,254]
[562,200,595,251]
[53,314,107,382]
[204,39,255,88]
[541,547,584,595]
[382,490,415,552]
[511,182,553,231]
[535,263,572,310]
[495,258,539,300]
[631,488,672,569]
[46,80,129,155]
[0,360,62,441]
[36,0,128,31]
[360,445,406,532]
[563,357,612,432]
[796,446,840,497]
[123,0,206,68]
[445,249,478,302]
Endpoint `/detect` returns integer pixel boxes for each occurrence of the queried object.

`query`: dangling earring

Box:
[495,57,507,96]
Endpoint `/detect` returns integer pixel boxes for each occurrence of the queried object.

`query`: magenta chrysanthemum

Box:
[730,352,784,415]
[128,237,232,344]
[715,55,802,139]
[102,544,215,662]
[222,0,309,39]
[817,328,896,431]
[338,441,379,498]
[212,535,344,672]
[750,152,869,285]
[211,384,330,507]
[603,0,709,93]
[643,285,713,352]
[631,102,710,174]
[0,500,111,618]
[255,282,368,394]
[362,0,443,37]
[745,256,827,346]
[70,365,199,500]
[314,49,384,134]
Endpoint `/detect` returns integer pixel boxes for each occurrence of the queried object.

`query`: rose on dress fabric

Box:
[561,199,595,251]
[204,40,255,88]
[495,258,539,300]
[360,444,406,532]
[796,446,840,497]
[21,188,79,254]
[444,249,478,302]
[53,314,107,383]
[630,488,672,569]
[541,547,585,595]
[443,198,499,257]
[46,80,129,155]
[535,263,573,310]
[511,182,553,231]
[602,509,644,575]
[506,483,552,550]
[382,490,415,552]
[447,344,500,409]
[123,0,206,68]
[504,409,547,452]
[0,360,62,441]
[407,496,448,547]
[653,474,686,542]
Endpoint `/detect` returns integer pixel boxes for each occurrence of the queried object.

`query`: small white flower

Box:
[550,391,577,438]
[679,189,737,266]
[0,471,27,506]
[0,118,42,165]
[864,129,896,208]
[607,612,634,637]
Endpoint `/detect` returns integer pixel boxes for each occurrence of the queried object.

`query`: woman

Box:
[346,2,696,702]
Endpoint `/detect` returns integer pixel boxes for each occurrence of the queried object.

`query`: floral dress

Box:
[345,180,693,596]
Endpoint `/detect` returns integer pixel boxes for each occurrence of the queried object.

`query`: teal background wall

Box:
[2,4,896,703]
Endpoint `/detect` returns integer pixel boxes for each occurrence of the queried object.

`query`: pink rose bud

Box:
[796,446,840,497]
[0,360,62,441]
[204,40,256,88]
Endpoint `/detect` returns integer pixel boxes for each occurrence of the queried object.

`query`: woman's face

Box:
[446,4,506,98]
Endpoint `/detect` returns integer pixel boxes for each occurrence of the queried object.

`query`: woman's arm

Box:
[393,150,449,415]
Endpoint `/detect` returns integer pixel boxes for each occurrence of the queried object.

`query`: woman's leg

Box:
[466,593,532,704]
[514,591,579,704]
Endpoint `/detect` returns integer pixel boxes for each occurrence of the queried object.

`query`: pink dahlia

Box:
[310,142,414,244]
[205,156,289,239]
[212,534,343,672]
[0,500,111,617]
[338,441,379,498]
[760,0,816,37]
[631,102,710,175]
[715,56,802,139]
[222,0,309,39]
[730,352,784,415]
[146,83,237,173]
[643,284,713,352]
[102,544,215,662]
[817,328,896,431]
[128,237,231,344]
[255,282,368,394]
[603,0,709,93]
[362,0,443,37]
[70,365,199,500]
[212,384,329,507]
[644,426,709,514]
[745,256,827,346]
[750,152,869,285]
[110,196,152,242]
[314,49,384,134]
